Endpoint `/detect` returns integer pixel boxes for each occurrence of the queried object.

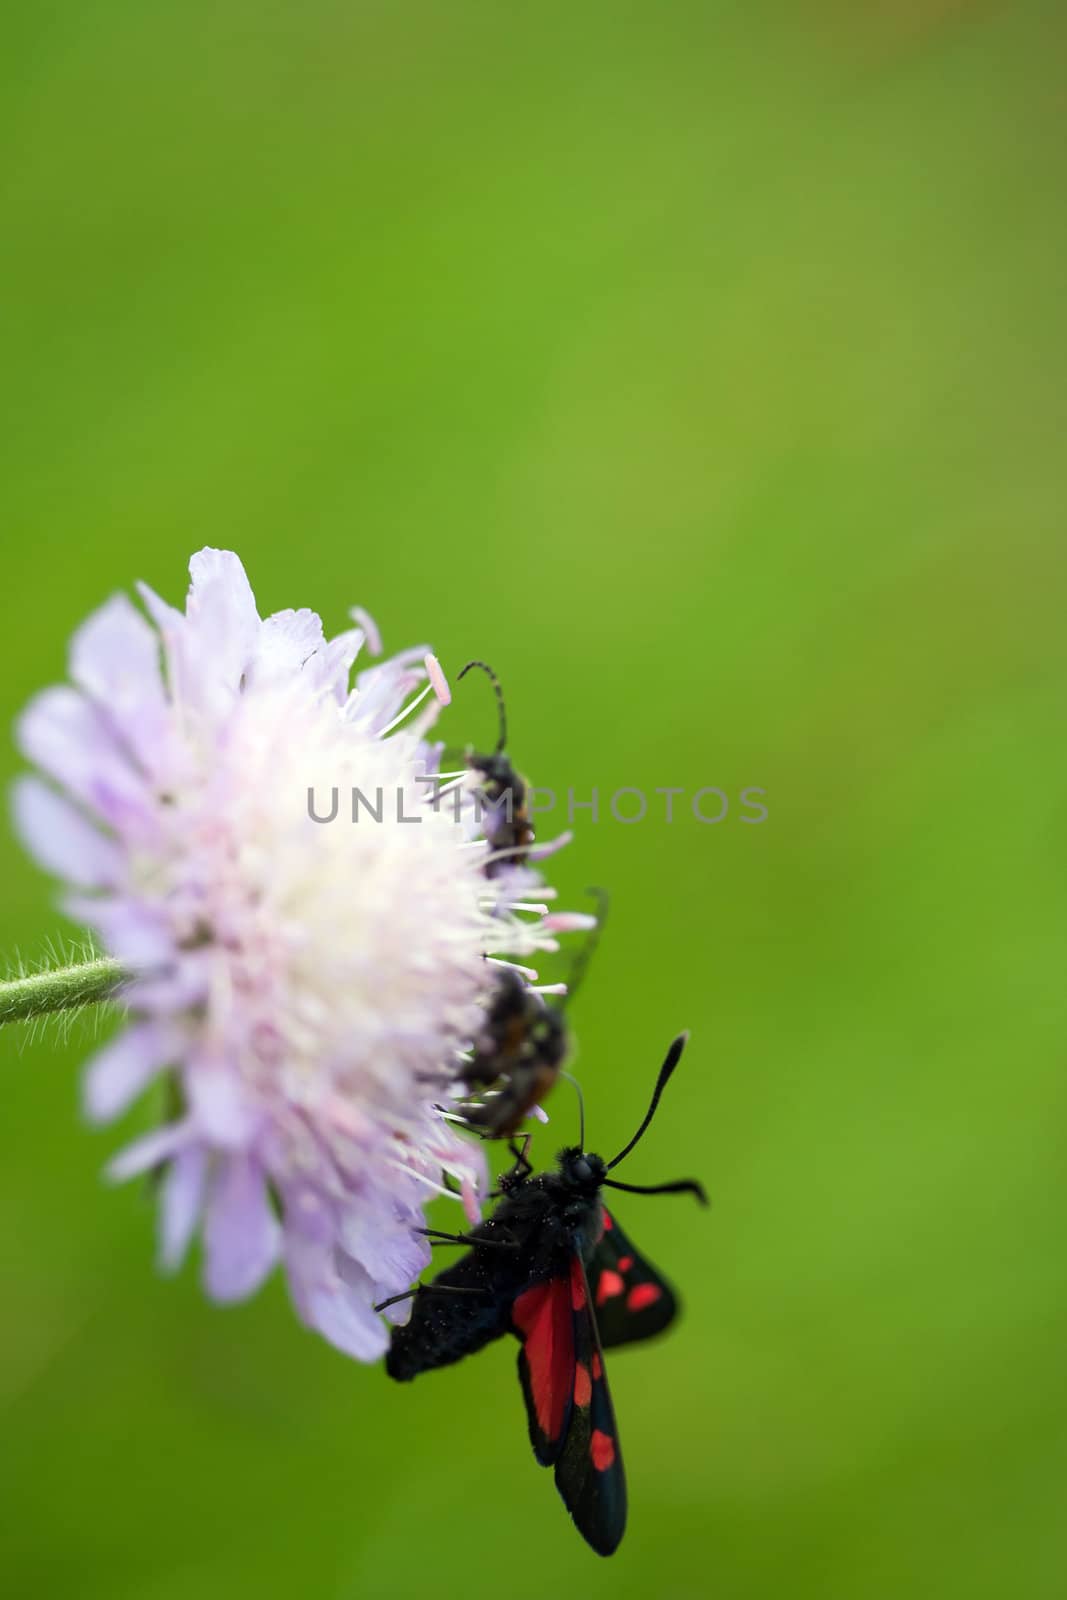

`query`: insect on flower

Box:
[452,891,607,1139]
[381,1033,707,1555]
[456,659,534,877]
[11,549,580,1362]
[451,965,567,1138]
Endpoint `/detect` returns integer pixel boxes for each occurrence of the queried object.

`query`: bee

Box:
[453,892,607,1138]
[457,660,534,876]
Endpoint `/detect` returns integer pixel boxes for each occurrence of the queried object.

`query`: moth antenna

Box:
[560,1069,585,1152]
[605,1031,690,1171]
[457,659,508,754]
[603,1176,708,1206]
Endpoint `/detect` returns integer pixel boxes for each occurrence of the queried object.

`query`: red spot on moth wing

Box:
[574,1362,592,1408]
[570,1257,586,1310]
[592,1353,602,1379]
[626,1283,663,1311]
[617,1255,634,1271]
[602,1211,614,1230]
[591,1429,616,1471]
[513,1280,573,1441]
[595,1270,624,1306]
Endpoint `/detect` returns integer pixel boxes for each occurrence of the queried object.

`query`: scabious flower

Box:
[13,549,570,1360]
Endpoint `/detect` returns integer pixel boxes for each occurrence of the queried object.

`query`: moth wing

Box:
[512,1271,575,1465]
[587,1208,679,1349]
[553,1252,627,1556]
[386,1246,514,1381]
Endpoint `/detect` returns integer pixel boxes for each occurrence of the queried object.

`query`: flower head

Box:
[14,549,567,1360]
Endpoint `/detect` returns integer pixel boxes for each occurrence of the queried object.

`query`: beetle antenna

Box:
[457,659,508,754]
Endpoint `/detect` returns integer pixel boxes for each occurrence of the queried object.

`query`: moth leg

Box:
[417,1227,520,1250]
[374,1289,419,1313]
[493,1134,533,1192]
[374,1282,493,1314]
[510,1133,532,1169]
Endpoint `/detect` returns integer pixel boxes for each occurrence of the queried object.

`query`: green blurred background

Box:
[2,2,1065,1596]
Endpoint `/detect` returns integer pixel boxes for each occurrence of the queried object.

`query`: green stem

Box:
[0,957,128,1026]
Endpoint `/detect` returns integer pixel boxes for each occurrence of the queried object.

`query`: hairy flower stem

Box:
[0,957,128,1026]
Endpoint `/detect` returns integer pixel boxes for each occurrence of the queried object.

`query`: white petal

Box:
[183,548,261,714]
[251,608,326,688]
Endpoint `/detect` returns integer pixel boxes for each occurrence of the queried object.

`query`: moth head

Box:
[558,1147,605,1192]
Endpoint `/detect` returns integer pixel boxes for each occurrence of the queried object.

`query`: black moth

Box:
[382,1033,707,1556]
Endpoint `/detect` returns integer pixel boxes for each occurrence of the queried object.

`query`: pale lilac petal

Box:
[106,1121,191,1183]
[349,605,382,657]
[136,580,187,701]
[419,739,445,778]
[347,663,423,735]
[69,593,170,773]
[17,686,95,779]
[187,1066,257,1147]
[338,1200,432,1288]
[11,775,122,888]
[321,626,366,701]
[71,592,161,699]
[16,687,152,832]
[383,644,434,670]
[250,608,326,688]
[158,1144,208,1272]
[334,1247,419,1324]
[62,894,175,969]
[135,580,184,637]
[282,1182,335,1246]
[82,1022,176,1123]
[203,1152,280,1302]
[285,1231,388,1361]
[183,548,261,712]
[381,1293,414,1328]
[120,961,211,1016]
[305,1283,389,1361]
